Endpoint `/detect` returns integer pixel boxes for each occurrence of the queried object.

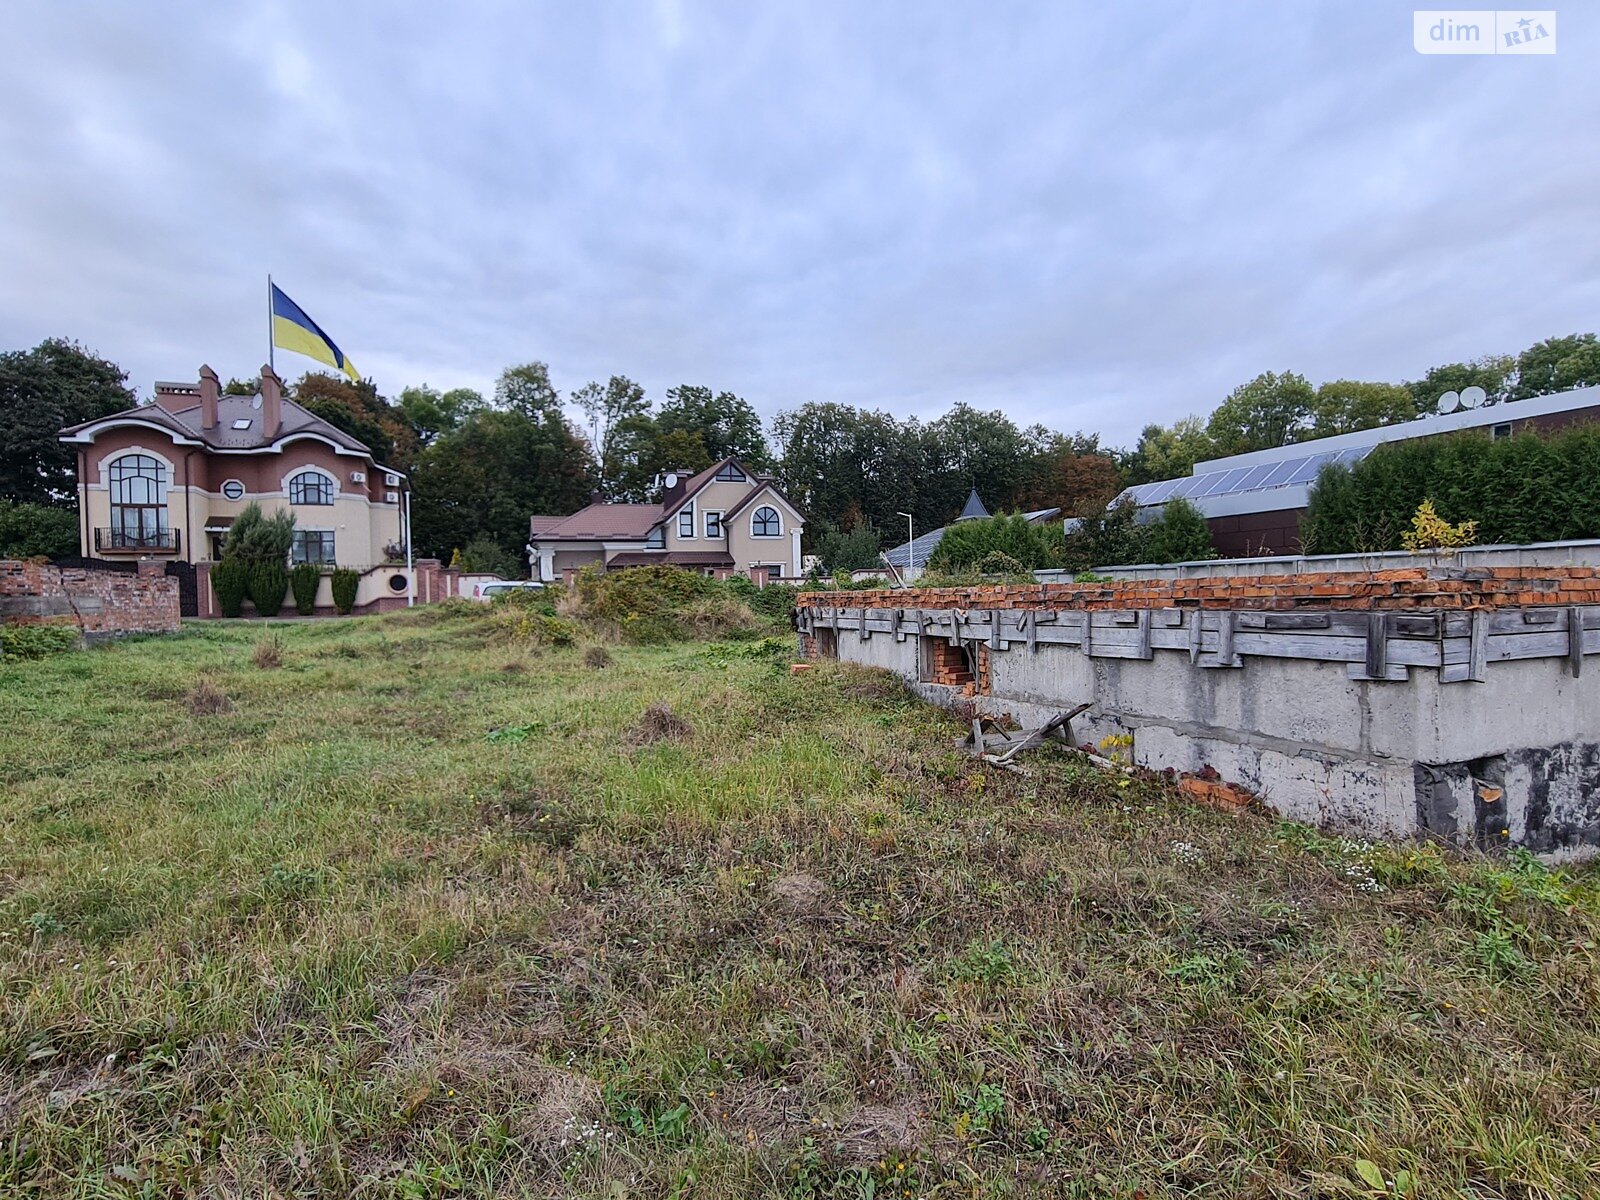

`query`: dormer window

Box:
[231,418,252,430]
[714,462,746,482]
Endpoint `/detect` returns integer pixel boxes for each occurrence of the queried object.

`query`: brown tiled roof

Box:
[607,550,735,568]
[530,503,663,540]
[660,459,732,519]
[723,478,803,523]
[59,393,374,457]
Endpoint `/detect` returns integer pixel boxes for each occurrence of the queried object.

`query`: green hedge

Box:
[212,558,248,618]
[331,568,360,615]
[248,562,289,618]
[290,562,321,615]
[1304,425,1600,554]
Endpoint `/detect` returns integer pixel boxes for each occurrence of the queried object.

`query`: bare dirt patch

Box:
[628,702,693,745]
[769,871,830,917]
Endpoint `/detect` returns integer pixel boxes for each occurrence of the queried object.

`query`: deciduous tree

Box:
[1206,371,1315,455]
[0,338,135,505]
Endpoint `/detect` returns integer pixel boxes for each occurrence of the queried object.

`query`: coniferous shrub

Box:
[1062,499,1148,572]
[926,513,1064,572]
[290,562,322,615]
[331,567,360,614]
[211,557,248,617]
[1305,424,1600,553]
[248,562,289,617]
[223,502,295,564]
[1144,498,1215,563]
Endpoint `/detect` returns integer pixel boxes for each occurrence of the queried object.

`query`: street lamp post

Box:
[896,511,914,582]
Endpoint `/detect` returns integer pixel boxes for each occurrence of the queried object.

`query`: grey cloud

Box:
[0,1,1593,446]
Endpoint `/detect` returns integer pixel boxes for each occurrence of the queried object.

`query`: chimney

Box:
[260,363,282,439]
[659,469,691,509]
[589,489,604,505]
[198,364,220,430]
[152,380,200,412]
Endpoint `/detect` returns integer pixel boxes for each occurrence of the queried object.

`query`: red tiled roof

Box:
[530,503,663,540]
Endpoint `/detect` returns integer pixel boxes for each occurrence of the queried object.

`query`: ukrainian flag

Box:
[270,283,360,382]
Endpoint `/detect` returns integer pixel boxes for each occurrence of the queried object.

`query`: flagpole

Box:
[266,274,275,372]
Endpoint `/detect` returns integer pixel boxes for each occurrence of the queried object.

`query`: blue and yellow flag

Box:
[270,283,360,382]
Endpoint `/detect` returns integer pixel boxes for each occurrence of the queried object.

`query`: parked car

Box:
[475,580,545,601]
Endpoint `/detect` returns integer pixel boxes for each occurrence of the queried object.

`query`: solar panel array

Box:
[1123,445,1374,507]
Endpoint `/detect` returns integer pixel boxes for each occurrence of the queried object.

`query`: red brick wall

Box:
[803,565,1600,613]
[0,559,180,638]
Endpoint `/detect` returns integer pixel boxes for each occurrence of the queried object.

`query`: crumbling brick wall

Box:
[0,560,180,640]
[804,565,1600,614]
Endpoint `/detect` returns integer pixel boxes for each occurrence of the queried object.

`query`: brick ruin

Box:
[797,563,1600,858]
[1,559,181,642]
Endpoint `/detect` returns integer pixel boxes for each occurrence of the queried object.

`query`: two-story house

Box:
[528,458,803,584]
[58,363,412,612]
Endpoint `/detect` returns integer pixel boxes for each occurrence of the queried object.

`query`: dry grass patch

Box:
[628,701,693,745]
[183,676,233,715]
[250,630,284,669]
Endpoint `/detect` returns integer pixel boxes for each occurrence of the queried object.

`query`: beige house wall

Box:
[664,479,803,576]
[74,432,402,570]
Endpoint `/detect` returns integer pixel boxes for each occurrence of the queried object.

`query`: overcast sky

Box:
[1,2,1593,445]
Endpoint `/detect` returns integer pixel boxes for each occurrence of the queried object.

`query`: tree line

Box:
[1123,333,1600,484]
[4,329,1599,572]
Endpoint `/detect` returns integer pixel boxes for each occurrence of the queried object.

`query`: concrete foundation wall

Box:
[799,564,1600,859]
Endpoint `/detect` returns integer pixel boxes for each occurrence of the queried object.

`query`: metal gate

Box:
[164,561,198,617]
[49,556,136,574]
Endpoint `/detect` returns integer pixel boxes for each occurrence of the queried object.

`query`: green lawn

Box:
[1,608,1598,1198]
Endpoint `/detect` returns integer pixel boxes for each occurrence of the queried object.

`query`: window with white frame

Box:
[677,503,695,538]
[751,505,781,537]
[288,470,335,505]
[292,530,336,565]
[220,479,245,501]
[714,462,746,482]
[645,525,666,549]
[704,510,722,538]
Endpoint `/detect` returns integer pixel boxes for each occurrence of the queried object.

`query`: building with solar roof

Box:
[1118,384,1600,557]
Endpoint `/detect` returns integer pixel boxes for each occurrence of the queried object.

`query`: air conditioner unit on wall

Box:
[385,490,400,504]
[385,472,401,487]
[350,470,367,483]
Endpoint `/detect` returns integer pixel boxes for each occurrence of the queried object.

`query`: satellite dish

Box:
[663,472,678,489]
[1437,390,1461,414]
[1459,386,1486,409]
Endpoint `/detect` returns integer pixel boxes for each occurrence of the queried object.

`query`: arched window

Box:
[108,454,169,548]
[288,470,335,505]
[751,505,781,537]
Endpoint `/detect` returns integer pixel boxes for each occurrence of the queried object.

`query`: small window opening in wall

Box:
[387,573,409,594]
[1491,422,1512,440]
[918,635,974,686]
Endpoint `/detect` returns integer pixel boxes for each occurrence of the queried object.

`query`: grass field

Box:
[2,606,1599,1198]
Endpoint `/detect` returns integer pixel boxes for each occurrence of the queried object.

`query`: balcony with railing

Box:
[95,528,181,555]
